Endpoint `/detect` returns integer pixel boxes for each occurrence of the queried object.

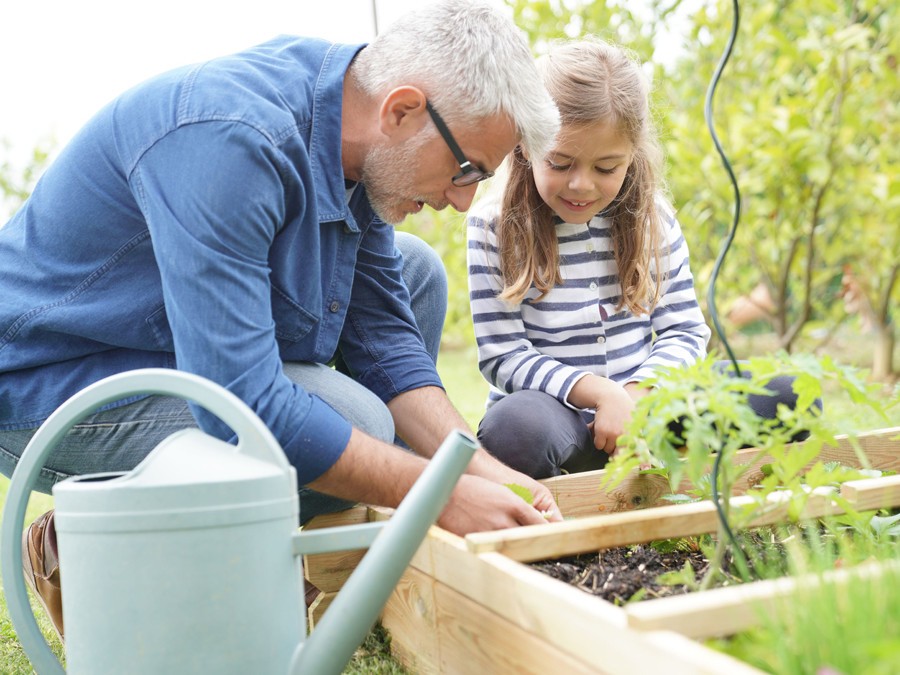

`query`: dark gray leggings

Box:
[477,373,816,479]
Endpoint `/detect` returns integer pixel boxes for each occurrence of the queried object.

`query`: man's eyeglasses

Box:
[425,100,495,187]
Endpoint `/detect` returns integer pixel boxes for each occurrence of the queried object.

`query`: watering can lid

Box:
[53,429,299,532]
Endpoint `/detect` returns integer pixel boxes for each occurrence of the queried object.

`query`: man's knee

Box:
[394,232,447,359]
[395,232,447,297]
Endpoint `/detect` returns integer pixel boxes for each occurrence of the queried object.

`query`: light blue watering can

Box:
[2,368,476,674]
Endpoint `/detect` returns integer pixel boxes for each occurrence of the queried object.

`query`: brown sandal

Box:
[22,509,65,643]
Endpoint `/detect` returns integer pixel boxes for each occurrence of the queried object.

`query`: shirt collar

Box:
[309,42,366,223]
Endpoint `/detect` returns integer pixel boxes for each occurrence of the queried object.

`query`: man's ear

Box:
[378,86,428,139]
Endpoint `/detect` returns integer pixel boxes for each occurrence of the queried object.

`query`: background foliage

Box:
[396,0,899,381]
[4,2,897,377]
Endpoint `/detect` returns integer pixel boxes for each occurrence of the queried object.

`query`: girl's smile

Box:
[531,120,634,224]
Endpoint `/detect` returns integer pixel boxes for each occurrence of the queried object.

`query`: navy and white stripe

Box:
[466,196,711,411]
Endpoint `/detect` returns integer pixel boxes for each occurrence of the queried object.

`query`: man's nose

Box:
[446,183,479,212]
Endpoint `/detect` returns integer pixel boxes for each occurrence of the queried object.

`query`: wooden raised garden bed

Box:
[303,426,900,674]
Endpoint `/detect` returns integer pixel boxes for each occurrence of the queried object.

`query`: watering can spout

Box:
[290,429,477,675]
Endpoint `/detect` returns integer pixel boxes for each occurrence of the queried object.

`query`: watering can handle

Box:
[1,368,288,675]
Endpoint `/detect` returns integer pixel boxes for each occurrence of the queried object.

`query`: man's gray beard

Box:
[360,134,431,224]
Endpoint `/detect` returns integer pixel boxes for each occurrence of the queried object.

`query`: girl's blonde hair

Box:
[496,39,665,315]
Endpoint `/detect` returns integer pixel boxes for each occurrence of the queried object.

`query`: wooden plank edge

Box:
[642,630,765,675]
[465,491,849,562]
[842,473,900,510]
[625,559,900,639]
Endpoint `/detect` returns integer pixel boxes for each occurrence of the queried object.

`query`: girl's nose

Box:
[567,169,593,192]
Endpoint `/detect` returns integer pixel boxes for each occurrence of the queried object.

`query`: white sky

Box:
[0,0,690,176]
[0,0,443,167]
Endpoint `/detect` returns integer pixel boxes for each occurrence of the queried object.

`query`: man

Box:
[0,0,562,640]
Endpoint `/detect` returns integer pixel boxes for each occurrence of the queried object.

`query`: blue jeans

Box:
[0,232,447,524]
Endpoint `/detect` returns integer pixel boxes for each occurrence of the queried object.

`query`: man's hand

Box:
[311,432,563,536]
[463,450,563,526]
[437,474,559,535]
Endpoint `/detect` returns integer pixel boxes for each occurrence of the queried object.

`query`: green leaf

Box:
[504,483,534,505]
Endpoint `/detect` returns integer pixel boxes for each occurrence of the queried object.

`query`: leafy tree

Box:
[662,0,899,375]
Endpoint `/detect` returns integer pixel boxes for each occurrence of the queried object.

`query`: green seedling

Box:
[505,483,554,520]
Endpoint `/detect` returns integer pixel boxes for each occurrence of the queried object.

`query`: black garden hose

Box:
[704,0,751,576]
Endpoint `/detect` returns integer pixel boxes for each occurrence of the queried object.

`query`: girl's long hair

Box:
[496,39,666,315]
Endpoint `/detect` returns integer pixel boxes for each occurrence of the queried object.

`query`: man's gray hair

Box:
[352,0,559,158]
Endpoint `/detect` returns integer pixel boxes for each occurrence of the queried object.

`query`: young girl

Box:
[466,39,711,479]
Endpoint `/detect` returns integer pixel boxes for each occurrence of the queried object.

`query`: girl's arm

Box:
[627,207,711,385]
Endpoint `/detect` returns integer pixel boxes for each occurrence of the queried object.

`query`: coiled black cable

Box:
[704,0,749,574]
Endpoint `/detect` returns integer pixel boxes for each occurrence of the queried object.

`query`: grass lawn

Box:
[0,344,894,673]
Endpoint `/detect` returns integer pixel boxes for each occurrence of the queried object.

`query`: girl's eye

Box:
[546,161,570,171]
[596,166,617,175]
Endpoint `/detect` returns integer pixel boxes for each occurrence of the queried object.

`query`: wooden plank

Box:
[842,473,900,510]
[625,559,900,639]
[302,547,366,594]
[306,590,335,630]
[431,578,602,674]
[542,468,672,517]
[540,427,900,518]
[300,504,371,531]
[727,426,900,494]
[301,506,371,592]
[381,567,441,674]
[642,630,765,675]
[465,492,844,562]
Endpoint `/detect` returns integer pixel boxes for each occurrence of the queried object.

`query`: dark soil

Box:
[530,533,791,605]
[530,544,718,605]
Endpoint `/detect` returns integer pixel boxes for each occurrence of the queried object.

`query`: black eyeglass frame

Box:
[425,100,495,187]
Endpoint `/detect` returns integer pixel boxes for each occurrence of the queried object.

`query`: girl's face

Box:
[532,120,634,224]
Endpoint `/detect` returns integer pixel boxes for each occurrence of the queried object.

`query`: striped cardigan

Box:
[466,197,711,412]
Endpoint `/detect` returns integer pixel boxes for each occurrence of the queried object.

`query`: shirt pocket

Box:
[270,283,320,343]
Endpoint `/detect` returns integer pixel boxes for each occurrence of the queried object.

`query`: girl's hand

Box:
[588,381,635,454]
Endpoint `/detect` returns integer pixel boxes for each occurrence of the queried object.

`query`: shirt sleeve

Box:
[131,121,351,484]
[467,209,589,409]
[337,213,443,401]
[626,204,711,383]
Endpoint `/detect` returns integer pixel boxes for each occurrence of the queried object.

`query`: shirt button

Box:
[329,301,340,313]
[586,243,594,252]
[343,224,352,234]
[589,282,598,291]
[596,335,606,344]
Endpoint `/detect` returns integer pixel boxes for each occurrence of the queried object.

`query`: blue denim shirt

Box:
[0,37,442,483]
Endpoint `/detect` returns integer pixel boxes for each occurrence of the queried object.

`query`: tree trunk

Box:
[871,322,896,381]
